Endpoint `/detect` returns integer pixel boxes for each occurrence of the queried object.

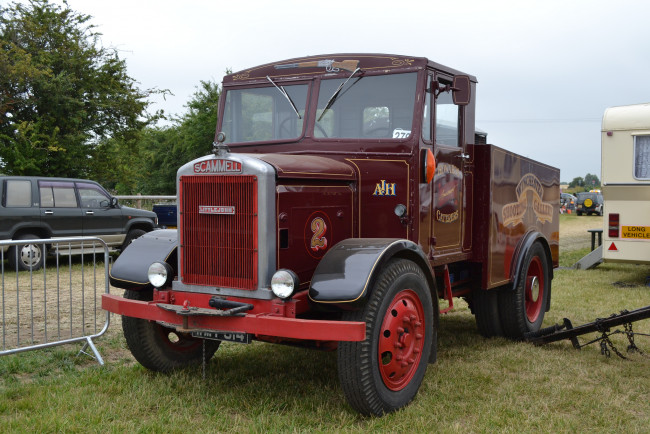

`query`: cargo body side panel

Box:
[471,145,560,289]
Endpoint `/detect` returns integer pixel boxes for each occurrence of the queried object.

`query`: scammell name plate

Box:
[191,330,251,343]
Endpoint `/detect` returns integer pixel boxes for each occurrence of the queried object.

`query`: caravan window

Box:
[634,135,650,179]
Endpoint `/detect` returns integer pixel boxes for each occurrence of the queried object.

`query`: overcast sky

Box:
[45,0,650,182]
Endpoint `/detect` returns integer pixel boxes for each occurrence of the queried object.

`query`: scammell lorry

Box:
[104,54,560,416]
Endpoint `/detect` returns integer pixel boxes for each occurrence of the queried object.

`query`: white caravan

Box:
[601,103,650,264]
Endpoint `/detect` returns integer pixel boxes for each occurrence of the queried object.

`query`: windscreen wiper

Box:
[266,76,301,119]
[318,67,362,122]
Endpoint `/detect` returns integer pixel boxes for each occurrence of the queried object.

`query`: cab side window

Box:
[4,180,32,207]
[76,183,111,208]
[39,181,78,208]
[435,81,460,147]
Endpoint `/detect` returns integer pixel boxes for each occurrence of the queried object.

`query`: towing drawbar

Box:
[525,305,650,353]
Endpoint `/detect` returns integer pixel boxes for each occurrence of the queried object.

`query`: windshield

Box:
[315,72,417,139]
[221,84,309,144]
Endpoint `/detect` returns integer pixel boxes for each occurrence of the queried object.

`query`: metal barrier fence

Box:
[0,237,110,365]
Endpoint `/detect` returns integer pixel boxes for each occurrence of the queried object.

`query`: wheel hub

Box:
[20,244,41,267]
[378,289,425,391]
[528,276,539,302]
[525,257,544,322]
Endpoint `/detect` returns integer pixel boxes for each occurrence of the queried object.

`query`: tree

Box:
[584,173,601,189]
[0,0,154,177]
[94,79,221,194]
[569,176,584,189]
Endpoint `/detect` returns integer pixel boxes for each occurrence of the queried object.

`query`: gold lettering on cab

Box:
[373,180,396,196]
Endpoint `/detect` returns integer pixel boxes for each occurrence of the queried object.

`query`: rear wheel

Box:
[8,234,46,271]
[338,259,434,416]
[473,288,503,338]
[498,242,550,339]
[122,289,220,372]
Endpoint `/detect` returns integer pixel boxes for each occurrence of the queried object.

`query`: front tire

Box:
[338,259,434,416]
[122,289,220,372]
[121,228,146,251]
[8,234,46,271]
[498,242,550,339]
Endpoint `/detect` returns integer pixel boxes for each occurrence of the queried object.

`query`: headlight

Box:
[271,269,300,299]
[148,262,173,288]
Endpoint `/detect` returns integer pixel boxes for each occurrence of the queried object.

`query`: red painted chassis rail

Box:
[102,294,366,342]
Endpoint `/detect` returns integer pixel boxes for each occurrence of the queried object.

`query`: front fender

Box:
[308,238,435,307]
[109,229,177,290]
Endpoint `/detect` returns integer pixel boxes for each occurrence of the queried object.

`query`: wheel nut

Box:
[397,327,404,334]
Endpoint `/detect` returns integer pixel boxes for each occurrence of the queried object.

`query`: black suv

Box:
[576,192,604,216]
[1,176,157,270]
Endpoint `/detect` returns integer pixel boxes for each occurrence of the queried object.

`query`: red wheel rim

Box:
[377,289,425,391]
[525,257,544,322]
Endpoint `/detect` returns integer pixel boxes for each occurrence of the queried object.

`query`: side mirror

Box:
[110,197,118,207]
[452,75,471,106]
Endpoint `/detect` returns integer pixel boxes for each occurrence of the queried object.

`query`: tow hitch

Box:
[525,305,650,359]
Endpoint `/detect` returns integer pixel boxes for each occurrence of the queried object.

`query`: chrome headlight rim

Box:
[147,261,173,288]
[270,269,300,299]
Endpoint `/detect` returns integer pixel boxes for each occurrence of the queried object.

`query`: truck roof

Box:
[602,102,650,132]
[223,53,477,84]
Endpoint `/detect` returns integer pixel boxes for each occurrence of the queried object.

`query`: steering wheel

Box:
[364,127,391,138]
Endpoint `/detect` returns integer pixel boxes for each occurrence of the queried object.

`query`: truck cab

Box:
[105,54,559,416]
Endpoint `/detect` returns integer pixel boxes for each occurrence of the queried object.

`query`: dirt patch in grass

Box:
[560,214,603,254]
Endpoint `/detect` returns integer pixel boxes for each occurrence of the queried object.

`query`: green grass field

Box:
[1,214,649,432]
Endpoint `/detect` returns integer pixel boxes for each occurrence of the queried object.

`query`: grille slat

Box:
[179,175,258,289]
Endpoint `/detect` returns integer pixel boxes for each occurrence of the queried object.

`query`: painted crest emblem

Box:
[502,173,554,226]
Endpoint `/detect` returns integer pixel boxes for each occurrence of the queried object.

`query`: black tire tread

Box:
[122,289,219,372]
[473,288,504,338]
[498,242,549,339]
[338,259,434,416]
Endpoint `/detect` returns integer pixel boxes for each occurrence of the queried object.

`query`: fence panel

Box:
[0,237,110,365]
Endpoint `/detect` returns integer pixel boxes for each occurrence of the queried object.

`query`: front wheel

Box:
[338,259,435,416]
[498,242,550,339]
[122,289,220,372]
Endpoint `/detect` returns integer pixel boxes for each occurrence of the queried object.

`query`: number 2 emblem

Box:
[310,217,328,251]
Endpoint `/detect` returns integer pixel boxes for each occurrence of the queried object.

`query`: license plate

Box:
[621,226,650,239]
[191,330,251,344]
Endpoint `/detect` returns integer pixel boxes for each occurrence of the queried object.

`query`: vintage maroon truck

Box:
[104,54,560,416]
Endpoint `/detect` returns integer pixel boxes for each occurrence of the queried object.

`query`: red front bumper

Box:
[102,293,365,342]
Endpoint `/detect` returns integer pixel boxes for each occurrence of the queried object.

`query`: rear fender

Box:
[509,231,553,311]
[308,238,438,310]
[109,229,177,290]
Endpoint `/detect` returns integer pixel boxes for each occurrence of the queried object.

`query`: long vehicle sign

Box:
[621,226,650,239]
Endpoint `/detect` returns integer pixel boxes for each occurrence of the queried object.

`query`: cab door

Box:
[430,74,469,259]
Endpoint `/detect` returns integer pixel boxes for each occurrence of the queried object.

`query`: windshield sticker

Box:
[502,173,554,227]
[392,128,411,139]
